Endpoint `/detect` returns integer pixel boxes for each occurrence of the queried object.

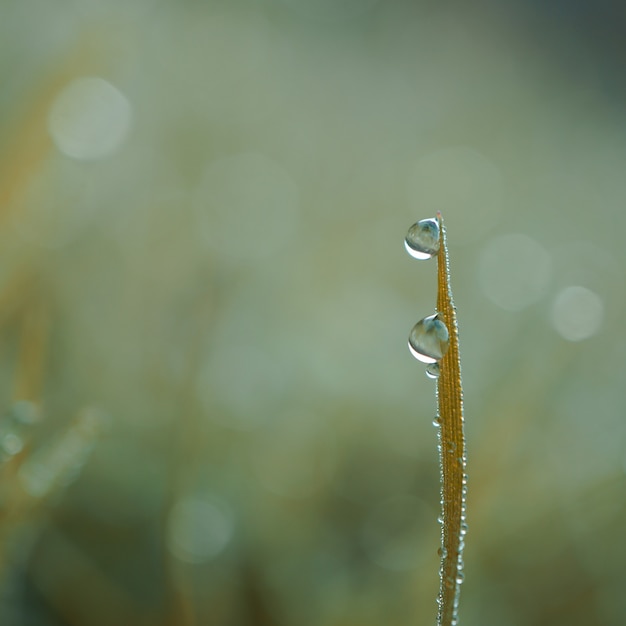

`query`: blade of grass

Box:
[435,212,467,626]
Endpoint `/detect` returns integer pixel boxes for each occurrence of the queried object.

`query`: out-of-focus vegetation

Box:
[1,0,626,624]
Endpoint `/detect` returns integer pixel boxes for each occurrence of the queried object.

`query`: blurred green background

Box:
[1,0,625,624]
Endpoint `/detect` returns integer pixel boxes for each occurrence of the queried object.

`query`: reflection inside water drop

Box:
[408,313,449,363]
[404,218,440,260]
[425,362,440,380]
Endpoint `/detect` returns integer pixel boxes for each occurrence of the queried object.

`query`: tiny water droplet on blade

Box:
[425,362,440,379]
[408,313,449,363]
[404,218,440,260]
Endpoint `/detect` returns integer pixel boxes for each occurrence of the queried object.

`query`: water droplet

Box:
[425,362,440,380]
[408,314,449,364]
[404,218,440,260]
[456,571,465,584]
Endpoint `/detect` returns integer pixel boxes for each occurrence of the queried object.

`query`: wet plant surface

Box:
[406,214,466,625]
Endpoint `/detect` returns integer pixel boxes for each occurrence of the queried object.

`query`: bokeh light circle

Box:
[48,77,132,160]
[551,286,604,342]
[167,496,234,564]
[479,234,552,311]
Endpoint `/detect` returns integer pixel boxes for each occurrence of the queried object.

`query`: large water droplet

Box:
[404,218,440,260]
[425,362,440,380]
[408,314,449,363]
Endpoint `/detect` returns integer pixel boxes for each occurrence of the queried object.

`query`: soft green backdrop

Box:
[0,1,625,624]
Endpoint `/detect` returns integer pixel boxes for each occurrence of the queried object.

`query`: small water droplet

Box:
[408,314,449,363]
[456,572,465,584]
[425,362,440,379]
[404,218,440,260]
[432,416,441,428]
